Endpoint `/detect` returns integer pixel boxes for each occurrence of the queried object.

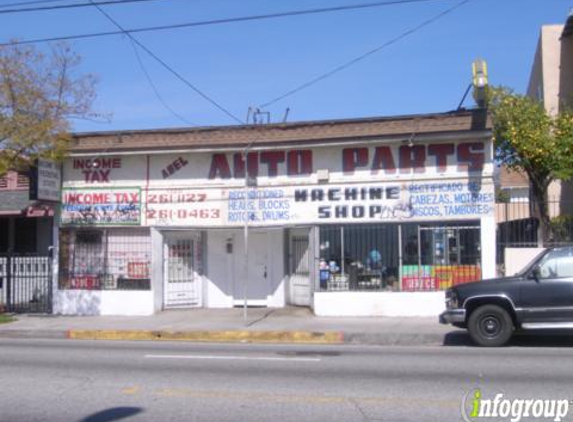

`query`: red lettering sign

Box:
[208,150,313,179]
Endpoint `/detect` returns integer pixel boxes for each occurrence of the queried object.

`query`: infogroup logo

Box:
[461,389,571,422]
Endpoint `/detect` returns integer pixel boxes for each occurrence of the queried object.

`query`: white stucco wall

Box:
[313,291,445,317]
[504,247,545,276]
[53,290,155,316]
[151,228,164,312]
[480,215,497,278]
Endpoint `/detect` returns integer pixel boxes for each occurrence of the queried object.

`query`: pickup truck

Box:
[440,246,573,346]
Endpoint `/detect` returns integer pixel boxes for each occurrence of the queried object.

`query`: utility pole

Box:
[242,108,269,323]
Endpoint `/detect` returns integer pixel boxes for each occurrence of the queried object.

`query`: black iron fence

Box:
[0,253,53,313]
[496,199,573,263]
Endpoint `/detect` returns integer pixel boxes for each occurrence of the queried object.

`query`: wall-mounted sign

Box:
[71,157,123,183]
[29,158,61,202]
[60,187,141,226]
[145,188,224,226]
[289,180,494,224]
[220,180,494,227]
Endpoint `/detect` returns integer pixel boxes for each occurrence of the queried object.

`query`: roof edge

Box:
[71,108,486,139]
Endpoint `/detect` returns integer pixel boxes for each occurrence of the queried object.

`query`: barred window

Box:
[59,228,151,290]
[319,224,399,292]
[319,222,481,292]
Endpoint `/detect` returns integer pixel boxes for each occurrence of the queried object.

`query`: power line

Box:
[0,0,161,14]
[88,0,244,124]
[127,36,196,126]
[1,0,445,47]
[0,0,66,9]
[260,0,470,108]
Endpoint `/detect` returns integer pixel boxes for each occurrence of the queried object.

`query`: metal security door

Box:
[164,236,202,308]
[289,228,311,306]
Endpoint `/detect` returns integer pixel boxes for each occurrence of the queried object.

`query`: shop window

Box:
[319,222,481,292]
[290,234,310,277]
[59,228,152,290]
[319,224,399,291]
[401,223,481,292]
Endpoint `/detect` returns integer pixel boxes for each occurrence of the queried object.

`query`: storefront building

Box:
[54,109,495,316]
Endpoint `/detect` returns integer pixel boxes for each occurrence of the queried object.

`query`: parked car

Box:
[440,246,573,346]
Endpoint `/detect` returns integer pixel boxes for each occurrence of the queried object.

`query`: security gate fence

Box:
[496,199,573,265]
[0,254,52,313]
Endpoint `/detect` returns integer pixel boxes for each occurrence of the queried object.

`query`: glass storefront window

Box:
[401,223,481,292]
[319,224,399,291]
[319,222,481,292]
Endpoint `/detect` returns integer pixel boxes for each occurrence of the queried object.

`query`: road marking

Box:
[121,385,140,395]
[153,387,458,408]
[144,354,321,362]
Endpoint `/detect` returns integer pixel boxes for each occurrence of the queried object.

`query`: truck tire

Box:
[467,304,513,347]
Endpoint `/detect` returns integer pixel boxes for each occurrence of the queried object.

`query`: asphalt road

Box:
[2,339,573,422]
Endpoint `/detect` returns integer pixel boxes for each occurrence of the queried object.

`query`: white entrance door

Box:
[247,232,269,302]
[289,228,311,306]
[164,235,202,308]
[234,231,269,305]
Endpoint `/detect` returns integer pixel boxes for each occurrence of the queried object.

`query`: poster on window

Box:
[61,187,141,226]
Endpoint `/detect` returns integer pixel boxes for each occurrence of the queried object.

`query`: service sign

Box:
[30,158,61,202]
[60,139,495,227]
[221,180,495,226]
[61,187,141,226]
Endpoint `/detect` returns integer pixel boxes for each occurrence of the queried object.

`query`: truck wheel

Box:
[467,304,513,347]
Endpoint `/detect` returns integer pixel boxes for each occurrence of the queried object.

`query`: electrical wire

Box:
[0,0,162,14]
[259,0,470,108]
[0,0,67,9]
[0,0,446,47]
[127,36,196,126]
[88,0,244,124]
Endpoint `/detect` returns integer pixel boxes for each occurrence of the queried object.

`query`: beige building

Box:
[527,11,573,114]
[526,11,573,212]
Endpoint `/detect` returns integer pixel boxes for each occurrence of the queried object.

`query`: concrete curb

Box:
[0,329,68,340]
[0,328,452,346]
[66,329,345,344]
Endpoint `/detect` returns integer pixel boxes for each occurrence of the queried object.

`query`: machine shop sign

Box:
[292,181,495,223]
[222,180,494,226]
[61,187,141,226]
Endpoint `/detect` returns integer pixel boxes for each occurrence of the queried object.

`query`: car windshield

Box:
[517,247,573,278]
[514,249,549,277]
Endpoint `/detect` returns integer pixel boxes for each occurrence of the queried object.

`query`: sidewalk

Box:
[0,307,457,346]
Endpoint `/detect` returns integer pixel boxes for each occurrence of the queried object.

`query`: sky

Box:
[0,0,571,132]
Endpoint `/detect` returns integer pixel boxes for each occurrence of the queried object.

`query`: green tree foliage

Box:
[488,87,573,241]
[0,42,98,174]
